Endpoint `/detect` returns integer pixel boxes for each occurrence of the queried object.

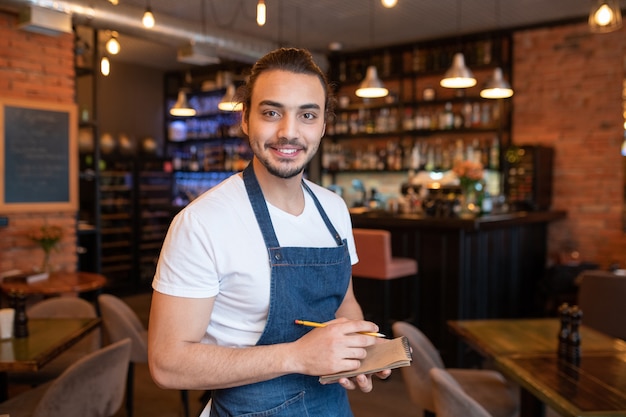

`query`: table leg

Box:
[0,371,7,402]
[520,387,545,417]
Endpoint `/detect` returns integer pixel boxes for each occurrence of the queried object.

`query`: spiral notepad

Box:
[319,336,412,383]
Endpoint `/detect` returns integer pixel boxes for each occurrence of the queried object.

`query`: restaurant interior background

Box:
[0,0,625,297]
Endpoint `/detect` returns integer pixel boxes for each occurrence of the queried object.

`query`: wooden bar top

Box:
[351,209,567,231]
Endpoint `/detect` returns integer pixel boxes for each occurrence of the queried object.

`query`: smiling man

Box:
[148,48,389,417]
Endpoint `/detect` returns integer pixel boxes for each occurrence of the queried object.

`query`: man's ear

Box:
[241,116,249,136]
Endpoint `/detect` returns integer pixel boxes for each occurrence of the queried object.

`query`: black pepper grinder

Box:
[557,302,570,359]
[567,305,583,364]
[9,291,29,338]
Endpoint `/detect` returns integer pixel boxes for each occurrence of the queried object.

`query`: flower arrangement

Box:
[29,224,63,272]
[452,159,484,190]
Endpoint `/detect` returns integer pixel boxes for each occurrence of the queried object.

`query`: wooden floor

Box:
[114,292,420,417]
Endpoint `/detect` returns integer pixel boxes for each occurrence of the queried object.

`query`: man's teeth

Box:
[279,148,297,154]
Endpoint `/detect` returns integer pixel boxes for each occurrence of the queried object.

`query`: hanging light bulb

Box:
[105,31,120,55]
[142,4,155,28]
[218,84,243,112]
[355,1,388,99]
[480,67,513,99]
[257,0,266,26]
[440,53,476,88]
[108,0,119,4]
[355,66,389,98]
[100,56,110,76]
[170,89,196,117]
[381,0,398,8]
[589,0,622,33]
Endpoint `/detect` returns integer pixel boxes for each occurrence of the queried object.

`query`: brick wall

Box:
[514,22,626,268]
[0,11,77,273]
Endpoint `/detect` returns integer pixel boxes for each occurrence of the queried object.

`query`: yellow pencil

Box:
[295,319,386,338]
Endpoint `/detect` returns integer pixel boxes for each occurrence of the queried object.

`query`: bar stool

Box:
[351,228,418,335]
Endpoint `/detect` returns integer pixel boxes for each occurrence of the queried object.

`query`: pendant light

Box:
[142,2,155,28]
[100,56,110,76]
[479,3,513,99]
[170,89,196,116]
[356,66,388,98]
[170,72,196,117]
[440,53,476,88]
[105,31,120,55]
[356,0,388,99]
[257,0,266,26]
[589,0,622,33]
[480,67,513,99]
[381,0,398,8]
[440,0,476,89]
[218,83,243,112]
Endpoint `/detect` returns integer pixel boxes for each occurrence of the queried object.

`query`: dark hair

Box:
[239,48,335,122]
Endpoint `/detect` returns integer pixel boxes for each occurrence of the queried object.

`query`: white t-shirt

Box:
[153,173,358,348]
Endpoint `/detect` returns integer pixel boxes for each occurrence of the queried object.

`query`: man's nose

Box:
[277,114,298,138]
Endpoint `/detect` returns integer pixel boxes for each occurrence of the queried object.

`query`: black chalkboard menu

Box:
[0,99,77,212]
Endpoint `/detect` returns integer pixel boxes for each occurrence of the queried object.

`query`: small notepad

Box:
[319,336,412,383]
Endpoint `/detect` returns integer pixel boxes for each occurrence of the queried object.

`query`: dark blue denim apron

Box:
[210,163,353,416]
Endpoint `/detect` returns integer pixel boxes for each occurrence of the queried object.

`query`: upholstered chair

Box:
[0,338,131,417]
[98,293,189,417]
[577,270,626,340]
[430,367,493,417]
[392,321,518,417]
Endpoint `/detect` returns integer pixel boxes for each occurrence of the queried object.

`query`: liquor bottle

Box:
[489,138,500,170]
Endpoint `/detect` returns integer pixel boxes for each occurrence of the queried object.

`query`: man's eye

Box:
[302,113,316,120]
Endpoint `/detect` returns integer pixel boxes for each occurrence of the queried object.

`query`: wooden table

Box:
[448,319,626,417]
[0,317,101,401]
[0,271,106,296]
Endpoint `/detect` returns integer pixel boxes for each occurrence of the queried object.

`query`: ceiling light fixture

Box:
[356,66,389,98]
[440,53,476,88]
[589,0,622,33]
[142,2,155,28]
[105,31,120,55]
[356,0,388,98]
[108,0,119,4]
[257,0,266,26]
[100,56,110,76]
[440,0,476,89]
[480,2,512,99]
[381,0,398,8]
[170,89,196,116]
[218,84,243,112]
[480,67,513,99]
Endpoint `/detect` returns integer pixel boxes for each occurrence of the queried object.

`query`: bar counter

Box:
[350,209,567,366]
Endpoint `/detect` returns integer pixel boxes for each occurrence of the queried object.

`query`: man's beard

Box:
[254,140,319,179]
